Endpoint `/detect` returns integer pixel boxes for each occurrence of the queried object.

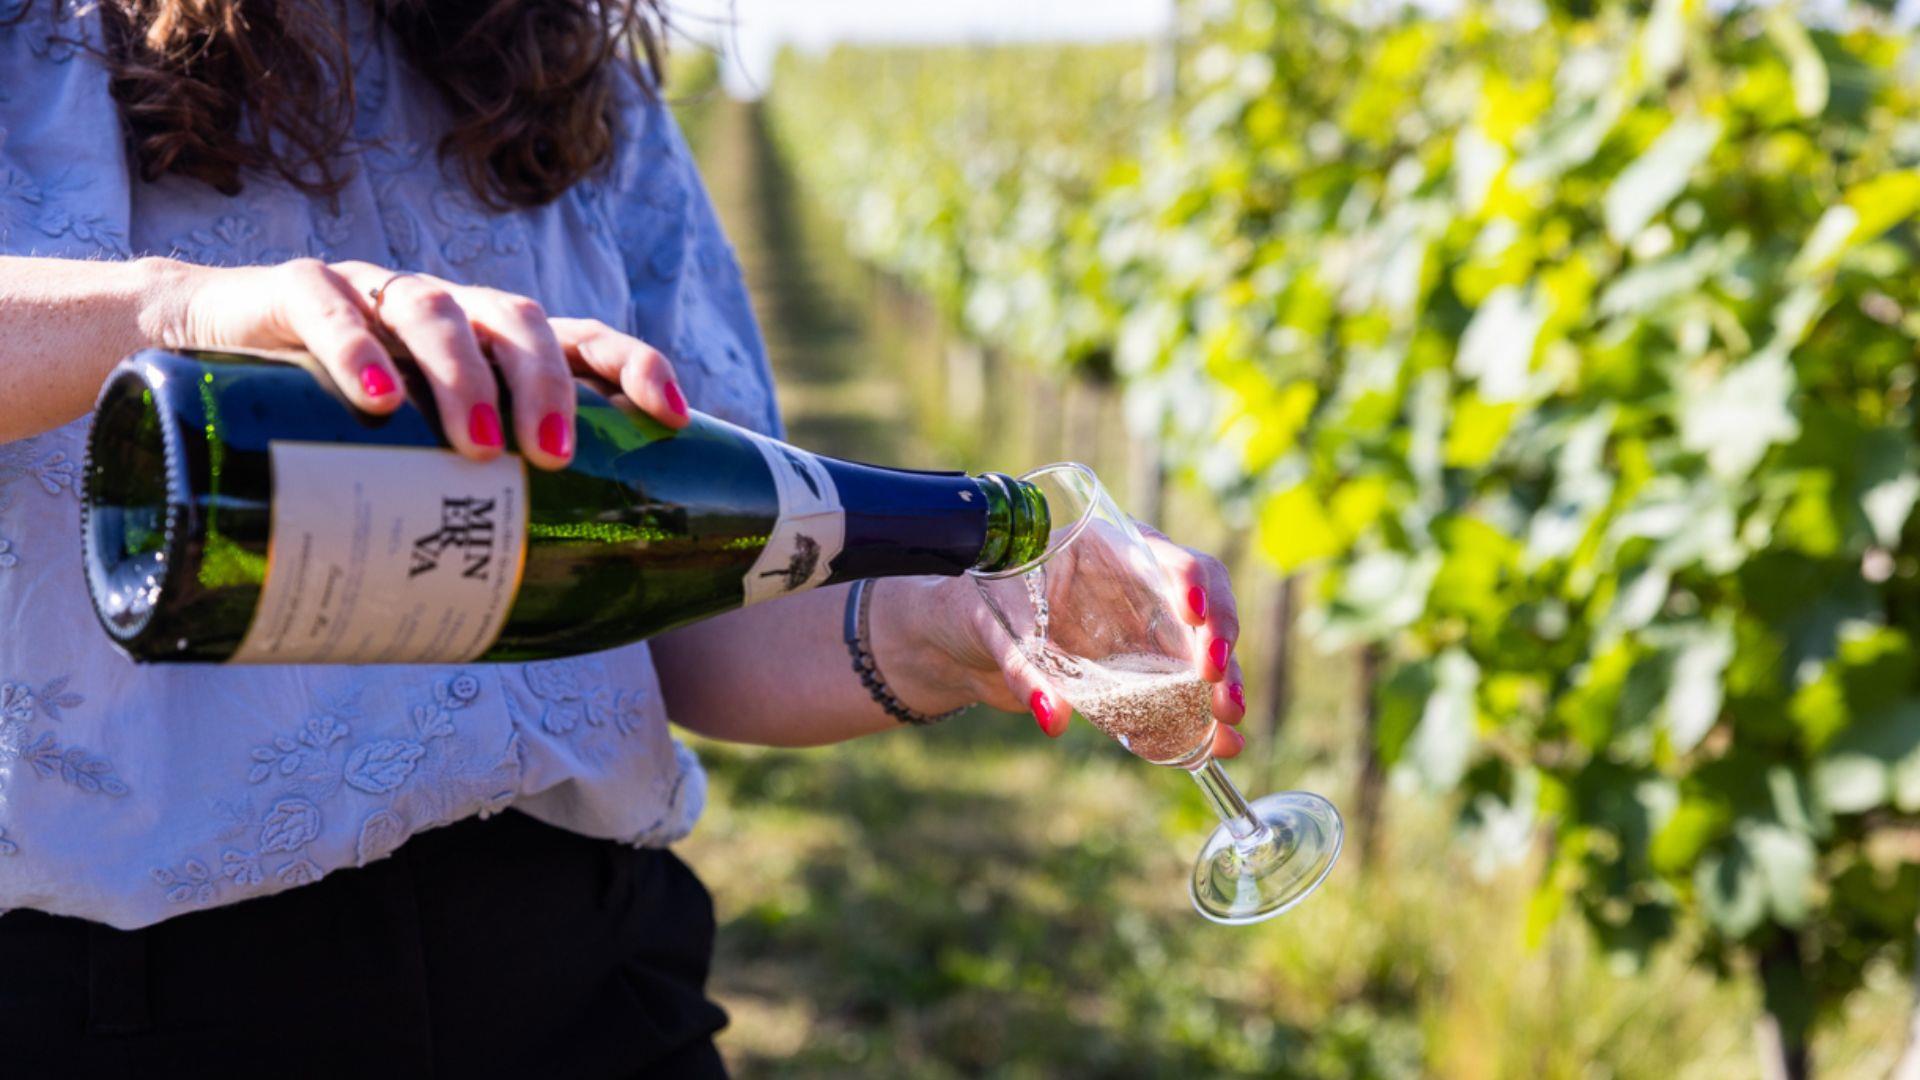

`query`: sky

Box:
[667,0,1920,96]
[667,0,1176,96]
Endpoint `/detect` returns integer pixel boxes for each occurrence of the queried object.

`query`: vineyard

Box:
[721,0,1920,1068]
[681,0,1920,1075]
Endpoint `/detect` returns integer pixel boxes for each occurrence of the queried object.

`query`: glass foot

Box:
[1190,790,1344,925]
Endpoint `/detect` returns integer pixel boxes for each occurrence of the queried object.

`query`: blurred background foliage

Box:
[674,0,1920,1074]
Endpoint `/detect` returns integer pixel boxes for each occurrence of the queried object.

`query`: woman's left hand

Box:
[1136,525,1248,759]
[876,528,1249,760]
[165,257,691,472]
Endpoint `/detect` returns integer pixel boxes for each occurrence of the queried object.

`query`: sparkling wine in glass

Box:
[972,464,1343,924]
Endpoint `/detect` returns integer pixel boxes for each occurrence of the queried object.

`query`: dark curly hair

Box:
[11,0,664,209]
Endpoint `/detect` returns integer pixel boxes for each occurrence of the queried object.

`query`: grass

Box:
[684,684,1909,1077]
[681,662,1764,1078]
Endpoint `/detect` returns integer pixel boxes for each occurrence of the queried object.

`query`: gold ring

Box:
[367,271,417,315]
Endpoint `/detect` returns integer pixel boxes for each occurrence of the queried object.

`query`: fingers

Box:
[1139,528,1241,683]
[1214,654,1247,726]
[550,318,691,430]
[1136,524,1249,755]
[999,642,1069,738]
[1212,722,1247,759]
[458,288,575,470]
[270,260,400,414]
[969,603,1070,737]
[329,263,501,461]
[1140,528,1211,629]
[1012,659,1069,739]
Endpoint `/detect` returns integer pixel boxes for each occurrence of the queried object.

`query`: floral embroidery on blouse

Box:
[152,672,483,907]
[0,674,128,798]
[434,188,530,265]
[165,211,263,268]
[0,143,132,257]
[522,659,650,737]
[0,434,91,616]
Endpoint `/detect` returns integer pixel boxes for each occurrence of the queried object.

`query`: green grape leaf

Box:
[1650,796,1730,875]
[1443,394,1518,468]
[1679,350,1800,481]
[1640,0,1690,84]
[1858,428,1920,548]
[1375,657,1436,768]
[1606,563,1673,637]
[1893,751,1920,814]
[1763,8,1829,119]
[1462,766,1540,877]
[1604,116,1721,244]
[1766,766,1828,840]
[1814,701,1920,814]
[1844,170,1920,249]
[1814,753,1888,814]
[1792,206,1859,277]
[1317,550,1440,647]
[1594,901,1678,975]
[1431,516,1521,624]
[1739,820,1815,927]
[1405,648,1478,793]
[1659,622,1734,754]
[1456,286,1544,403]
[1525,407,1616,565]
[1697,838,1766,939]
[1257,484,1344,571]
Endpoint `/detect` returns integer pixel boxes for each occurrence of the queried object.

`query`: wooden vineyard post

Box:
[1356,643,1387,872]
[945,339,986,434]
[1062,375,1103,471]
[1126,431,1167,529]
[1025,368,1066,469]
[1892,913,1920,1080]
[1755,932,1812,1080]
[1254,573,1297,789]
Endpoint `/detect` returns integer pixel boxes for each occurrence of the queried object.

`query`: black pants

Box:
[0,811,729,1078]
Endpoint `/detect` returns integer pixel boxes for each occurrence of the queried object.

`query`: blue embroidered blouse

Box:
[0,2,781,927]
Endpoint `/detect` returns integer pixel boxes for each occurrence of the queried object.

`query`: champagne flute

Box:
[971,464,1343,924]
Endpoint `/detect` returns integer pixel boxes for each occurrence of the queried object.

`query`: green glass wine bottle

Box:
[81,348,1051,664]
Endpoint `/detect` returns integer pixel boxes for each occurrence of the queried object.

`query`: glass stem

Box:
[1188,755,1273,853]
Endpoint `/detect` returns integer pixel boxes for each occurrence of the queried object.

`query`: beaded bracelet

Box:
[843,579,960,726]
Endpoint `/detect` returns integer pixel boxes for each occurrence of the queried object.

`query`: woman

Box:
[0,1,1251,1075]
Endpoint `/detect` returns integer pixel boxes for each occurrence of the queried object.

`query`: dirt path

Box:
[697,96,924,466]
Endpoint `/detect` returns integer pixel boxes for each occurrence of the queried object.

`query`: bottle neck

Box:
[971,471,1050,573]
[817,460,1050,584]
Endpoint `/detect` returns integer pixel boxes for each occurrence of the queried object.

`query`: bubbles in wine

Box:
[1055,652,1211,763]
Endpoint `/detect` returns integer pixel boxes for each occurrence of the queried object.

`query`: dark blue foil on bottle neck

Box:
[818,459,990,582]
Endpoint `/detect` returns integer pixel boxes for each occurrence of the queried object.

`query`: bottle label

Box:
[230,443,528,665]
[741,433,844,606]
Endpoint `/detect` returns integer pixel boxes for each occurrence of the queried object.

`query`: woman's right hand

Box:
[151,257,692,469]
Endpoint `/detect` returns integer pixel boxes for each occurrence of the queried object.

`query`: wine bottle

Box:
[81,348,1050,664]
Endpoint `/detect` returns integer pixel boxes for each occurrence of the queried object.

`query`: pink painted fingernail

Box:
[359,365,396,399]
[469,403,503,448]
[1030,691,1058,737]
[1188,586,1208,620]
[662,379,688,419]
[1228,683,1246,713]
[538,412,572,458]
[1209,637,1233,672]
[1222,727,1246,756]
